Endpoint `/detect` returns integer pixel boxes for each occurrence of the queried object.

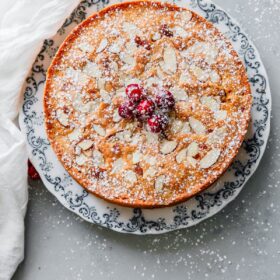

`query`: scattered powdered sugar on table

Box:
[15,1,280,279]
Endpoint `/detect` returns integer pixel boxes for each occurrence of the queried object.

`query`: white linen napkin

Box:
[0,0,79,279]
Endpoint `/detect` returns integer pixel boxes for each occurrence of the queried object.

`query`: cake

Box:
[44,1,252,208]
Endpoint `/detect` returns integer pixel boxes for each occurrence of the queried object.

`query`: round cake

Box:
[44,1,252,208]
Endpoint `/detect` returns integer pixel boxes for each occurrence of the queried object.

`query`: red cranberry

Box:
[125,84,145,103]
[147,114,168,133]
[135,99,155,120]
[159,24,173,37]
[28,160,40,180]
[134,36,151,50]
[155,89,175,112]
[118,100,135,119]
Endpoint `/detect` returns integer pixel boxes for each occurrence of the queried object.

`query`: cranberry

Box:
[134,36,151,50]
[118,100,135,119]
[28,160,40,180]
[159,24,173,37]
[135,99,155,120]
[147,114,168,133]
[125,84,145,103]
[155,89,175,112]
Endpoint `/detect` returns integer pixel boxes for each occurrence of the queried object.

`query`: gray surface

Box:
[13,0,280,279]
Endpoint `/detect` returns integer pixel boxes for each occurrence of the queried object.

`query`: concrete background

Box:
[13,0,280,279]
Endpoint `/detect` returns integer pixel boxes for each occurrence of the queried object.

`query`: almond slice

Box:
[171,86,188,102]
[83,61,101,78]
[171,119,184,134]
[96,39,108,53]
[181,122,191,134]
[132,150,142,164]
[163,45,177,73]
[160,140,178,155]
[215,110,227,121]
[93,150,104,167]
[111,158,124,174]
[113,109,122,123]
[155,175,165,192]
[78,139,94,151]
[200,149,221,169]
[173,26,188,38]
[189,117,206,134]
[100,89,111,104]
[207,126,227,145]
[182,11,192,23]
[93,124,106,137]
[78,42,94,53]
[143,166,157,179]
[79,100,100,114]
[56,109,69,126]
[190,65,209,82]
[76,154,87,166]
[143,155,157,166]
[152,32,161,41]
[125,170,137,184]
[109,43,121,54]
[176,148,188,164]
[200,96,220,112]
[185,156,197,168]
[115,130,132,142]
[209,70,220,83]
[187,142,199,157]
[179,72,192,85]
[68,129,81,142]
[145,130,159,145]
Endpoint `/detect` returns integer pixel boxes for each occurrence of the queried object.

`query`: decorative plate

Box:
[19,0,271,234]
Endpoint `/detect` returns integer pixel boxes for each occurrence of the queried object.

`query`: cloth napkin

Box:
[0,0,79,279]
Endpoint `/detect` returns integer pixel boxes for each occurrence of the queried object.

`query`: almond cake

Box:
[44,1,252,208]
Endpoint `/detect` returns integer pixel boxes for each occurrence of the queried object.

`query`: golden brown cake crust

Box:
[44,1,252,208]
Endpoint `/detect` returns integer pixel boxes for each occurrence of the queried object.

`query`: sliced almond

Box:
[76,154,87,166]
[78,139,94,151]
[143,167,157,179]
[155,175,165,192]
[100,89,111,104]
[96,39,108,53]
[185,156,197,168]
[120,53,135,66]
[113,109,122,123]
[83,149,93,157]
[215,110,227,121]
[83,62,101,78]
[160,140,178,155]
[68,129,81,142]
[80,100,100,114]
[131,133,141,145]
[173,26,188,38]
[171,119,184,134]
[187,142,199,157]
[132,150,142,164]
[115,130,132,142]
[200,96,220,112]
[122,22,141,38]
[179,72,192,85]
[176,148,188,164]
[207,126,227,145]
[181,122,191,134]
[145,130,159,145]
[56,109,69,126]
[78,42,93,53]
[93,150,104,167]
[108,43,121,54]
[146,77,162,88]
[111,158,124,174]
[182,11,192,23]
[93,124,106,137]
[163,45,177,73]
[125,170,137,184]
[191,65,209,82]
[143,155,157,166]
[200,149,221,169]
[209,70,220,83]
[171,86,188,102]
[189,117,206,134]
[152,32,161,41]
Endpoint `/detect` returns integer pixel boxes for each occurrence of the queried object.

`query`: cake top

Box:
[44,1,252,208]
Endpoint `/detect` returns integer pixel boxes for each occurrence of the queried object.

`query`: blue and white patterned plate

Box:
[19,0,271,234]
